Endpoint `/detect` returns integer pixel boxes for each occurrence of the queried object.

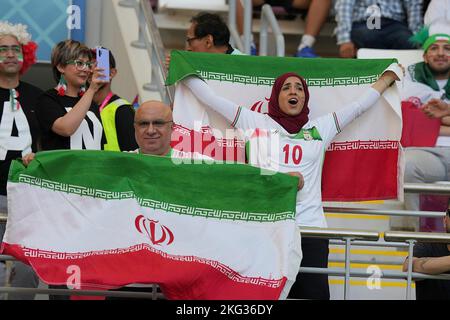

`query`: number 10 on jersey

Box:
[283,144,303,165]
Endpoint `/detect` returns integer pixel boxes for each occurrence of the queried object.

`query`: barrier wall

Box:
[1,0,86,61]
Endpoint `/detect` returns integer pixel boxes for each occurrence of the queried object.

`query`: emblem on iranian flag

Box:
[135,214,174,246]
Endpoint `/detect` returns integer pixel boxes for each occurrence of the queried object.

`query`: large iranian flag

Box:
[167,51,403,201]
[1,150,301,300]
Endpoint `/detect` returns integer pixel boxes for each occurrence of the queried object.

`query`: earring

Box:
[56,74,67,96]
[79,84,86,97]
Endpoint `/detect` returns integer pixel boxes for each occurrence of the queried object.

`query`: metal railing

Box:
[118,0,173,105]
[228,0,285,56]
[322,182,450,218]
[1,181,450,299]
[228,0,246,53]
[0,286,163,299]
[404,182,450,195]
[296,229,450,300]
[300,227,379,299]
[384,231,450,300]
[258,4,285,56]
[1,227,450,300]
[324,206,445,218]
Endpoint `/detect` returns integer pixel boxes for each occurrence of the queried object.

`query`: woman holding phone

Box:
[36,39,107,151]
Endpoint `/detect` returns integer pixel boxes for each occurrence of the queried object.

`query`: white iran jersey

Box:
[0,101,32,160]
[235,107,339,228]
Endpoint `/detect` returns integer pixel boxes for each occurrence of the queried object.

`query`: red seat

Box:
[419,194,448,232]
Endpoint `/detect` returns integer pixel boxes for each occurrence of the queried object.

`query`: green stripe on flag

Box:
[166,51,397,87]
[8,150,298,222]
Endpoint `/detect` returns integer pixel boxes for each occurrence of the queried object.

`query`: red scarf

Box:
[268,72,310,134]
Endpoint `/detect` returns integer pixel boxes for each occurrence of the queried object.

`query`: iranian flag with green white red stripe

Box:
[167,51,403,201]
[1,150,301,300]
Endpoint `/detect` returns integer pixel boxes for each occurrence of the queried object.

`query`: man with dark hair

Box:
[92,47,137,151]
[403,203,450,300]
[185,12,243,55]
[165,12,243,73]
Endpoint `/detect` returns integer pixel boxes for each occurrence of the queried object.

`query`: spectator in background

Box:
[403,201,450,300]
[0,21,40,300]
[166,12,243,72]
[91,47,137,151]
[335,0,423,58]
[36,40,107,152]
[185,12,243,55]
[236,0,332,57]
[400,2,450,220]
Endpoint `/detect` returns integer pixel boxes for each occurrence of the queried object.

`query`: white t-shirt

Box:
[183,76,381,229]
[437,79,447,90]
[234,108,339,227]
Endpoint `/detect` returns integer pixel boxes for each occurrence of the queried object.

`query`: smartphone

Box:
[96,47,110,82]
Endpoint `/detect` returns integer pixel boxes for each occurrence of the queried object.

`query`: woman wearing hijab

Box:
[181,67,400,299]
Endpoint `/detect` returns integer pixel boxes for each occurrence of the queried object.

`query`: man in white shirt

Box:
[401,32,450,223]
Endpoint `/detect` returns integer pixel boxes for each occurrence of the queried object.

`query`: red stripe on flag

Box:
[322,146,399,201]
[2,243,286,300]
[168,126,401,201]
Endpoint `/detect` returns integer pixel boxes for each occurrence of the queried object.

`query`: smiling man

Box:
[133,100,174,156]
[0,21,41,300]
[401,29,450,225]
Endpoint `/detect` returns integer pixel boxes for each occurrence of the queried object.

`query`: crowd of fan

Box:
[0,0,449,300]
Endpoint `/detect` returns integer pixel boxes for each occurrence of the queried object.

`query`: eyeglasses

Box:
[66,60,94,71]
[135,120,173,129]
[186,36,201,45]
[0,45,22,55]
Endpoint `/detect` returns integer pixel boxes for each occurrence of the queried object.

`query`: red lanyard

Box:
[99,92,114,113]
